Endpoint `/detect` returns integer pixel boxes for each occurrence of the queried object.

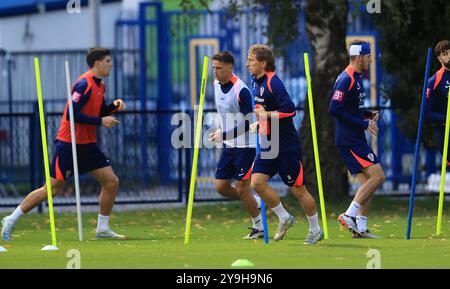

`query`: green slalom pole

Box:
[35,58,58,248]
[303,53,329,239]
[185,56,209,244]
[436,87,450,236]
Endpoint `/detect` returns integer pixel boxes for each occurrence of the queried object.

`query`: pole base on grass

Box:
[0,246,7,252]
[41,245,59,251]
[231,259,254,267]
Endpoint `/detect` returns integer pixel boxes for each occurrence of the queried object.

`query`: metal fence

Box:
[0,2,444,208]
[0,109,185,206]
[0,107,303,207]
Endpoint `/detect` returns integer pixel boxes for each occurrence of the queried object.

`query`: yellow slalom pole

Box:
[303,53,329,239]
[184,56,209,244]
[35,58,58,248]
[436,87,450,236]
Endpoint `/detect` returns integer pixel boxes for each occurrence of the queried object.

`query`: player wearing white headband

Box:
[329,40,385,239]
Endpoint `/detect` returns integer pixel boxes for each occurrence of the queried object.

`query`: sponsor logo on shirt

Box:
[254,96,265,103]
[359,92,366,108]
[72,91,82,102]
[332,90,344,102]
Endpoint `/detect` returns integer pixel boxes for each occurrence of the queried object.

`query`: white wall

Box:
[0,2,122,51]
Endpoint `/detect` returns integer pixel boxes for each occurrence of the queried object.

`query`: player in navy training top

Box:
[208,51,263,239]
[425,40,450,166]
[329,40,385,239]
[1,48,127,241]
[247,44,323,245]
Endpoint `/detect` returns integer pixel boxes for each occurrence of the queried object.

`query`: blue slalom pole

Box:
[406,47,433,240]
[250,78,269,244]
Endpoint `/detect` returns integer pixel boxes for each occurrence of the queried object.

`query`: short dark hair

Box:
[212,51,235,66]
[248,44,275,72]
[86,48,111,68]
[435,40,450,56]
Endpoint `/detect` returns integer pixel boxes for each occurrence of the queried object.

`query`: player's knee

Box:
[377,171,386,186]
[235,183,250,198]
[214,181,228,195]
[250,180,265,194]
[371,171,385,186]
[109,175,119,189]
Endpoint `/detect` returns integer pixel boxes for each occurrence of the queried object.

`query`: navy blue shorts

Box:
[215,147,256,181]
[50,140,110,181]
[251,150,304,187]
[337,143,379,175]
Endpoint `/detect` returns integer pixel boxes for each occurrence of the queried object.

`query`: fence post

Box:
[156,4,172,185]
[138,2,149,186]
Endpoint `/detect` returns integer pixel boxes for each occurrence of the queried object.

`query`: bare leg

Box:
[20,178,64,213]
[214,179,240,200]
[356,172,372,216]
[353,164,385,206]
[215,179,259,218]
[235,179,259,218]
[89,166,119,216]
[290,185,317,216]
[250,173,280,208]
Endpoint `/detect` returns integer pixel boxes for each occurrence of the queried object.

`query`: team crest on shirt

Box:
[66,171,71,178]
[446,80,450,89]
[426,88,431,98]
[367,153,374,162]
[260,87,264,96]
[72,91,81,102]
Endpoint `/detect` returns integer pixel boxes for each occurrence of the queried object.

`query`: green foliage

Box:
[179,0,303,56]
[371,0,450,146]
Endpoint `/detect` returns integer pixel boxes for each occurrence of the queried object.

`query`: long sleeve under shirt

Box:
[329,65,372,146]
[252,72,300,153]
[69,77,117,126]
[425,67,450,142]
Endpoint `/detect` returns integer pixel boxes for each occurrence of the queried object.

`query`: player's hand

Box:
[208,129,222,143]
[113,99,127,111]
[367,120,378,136]
[372,111,380,122]
[102,116,120,128]
[250,121,259,134]
[254,104,266,116]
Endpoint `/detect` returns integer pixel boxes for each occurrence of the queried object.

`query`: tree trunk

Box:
[301,0,349,200]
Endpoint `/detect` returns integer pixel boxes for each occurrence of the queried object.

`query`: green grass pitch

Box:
[1,196,450,269]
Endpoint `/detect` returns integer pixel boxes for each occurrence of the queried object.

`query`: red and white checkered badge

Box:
[72,91,81,102]
[332,90,344,101]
